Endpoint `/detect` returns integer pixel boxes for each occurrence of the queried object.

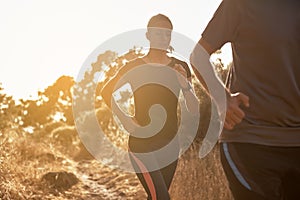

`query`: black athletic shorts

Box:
[220,142,300,200]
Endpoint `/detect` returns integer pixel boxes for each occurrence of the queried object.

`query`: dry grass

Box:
[0,126,232,200]
[171,142,233,200]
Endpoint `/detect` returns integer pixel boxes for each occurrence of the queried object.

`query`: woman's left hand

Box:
[173,64,189,88]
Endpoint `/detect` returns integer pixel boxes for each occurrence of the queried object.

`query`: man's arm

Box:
[190,38,249,130]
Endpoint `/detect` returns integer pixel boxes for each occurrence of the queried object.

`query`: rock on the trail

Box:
[41,171,79,191]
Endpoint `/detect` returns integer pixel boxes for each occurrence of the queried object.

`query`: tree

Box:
[0,84,22,130]
[22,76,75,128]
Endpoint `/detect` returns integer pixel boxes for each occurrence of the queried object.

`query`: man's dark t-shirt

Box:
[202,0,300,146]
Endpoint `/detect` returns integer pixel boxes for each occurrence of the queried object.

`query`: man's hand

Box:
[224,92,250,130]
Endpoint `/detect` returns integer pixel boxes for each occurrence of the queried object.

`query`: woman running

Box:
[101,14,198,200]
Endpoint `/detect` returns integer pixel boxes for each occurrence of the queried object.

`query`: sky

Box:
[0,0,231,100]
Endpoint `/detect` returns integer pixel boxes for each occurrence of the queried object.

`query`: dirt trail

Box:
[73,160,146,200]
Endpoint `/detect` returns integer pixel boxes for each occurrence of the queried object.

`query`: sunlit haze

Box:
[0,0,232,100]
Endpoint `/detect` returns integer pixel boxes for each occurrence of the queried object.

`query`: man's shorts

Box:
[220,142,300,200]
